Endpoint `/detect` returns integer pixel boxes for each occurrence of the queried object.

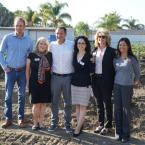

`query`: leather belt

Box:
[8,66,25,72]
[53,72,72,77]
[95,73,103,78]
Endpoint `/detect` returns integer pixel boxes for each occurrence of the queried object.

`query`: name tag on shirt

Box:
[116,59,130,67]
[79,61,85,66]
[34,58,40,61]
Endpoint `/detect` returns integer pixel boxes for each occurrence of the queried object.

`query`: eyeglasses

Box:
[98,36,106,39]
[77,42,86,45]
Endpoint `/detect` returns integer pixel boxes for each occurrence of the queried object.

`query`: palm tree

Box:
[122,17,145,30]
[32,12,42,26]
[14,7,41,27]
[14,10,25,17]
[25,7,34,26]
[39,0,71,27]
[0,3,14,26]
[75,21,90,36]
[95,12,122,31]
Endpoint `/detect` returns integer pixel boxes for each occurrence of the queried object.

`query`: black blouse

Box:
[71,53,94,87]
[28,52,52,82]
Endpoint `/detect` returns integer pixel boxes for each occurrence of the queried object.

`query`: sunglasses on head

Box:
[98,36,106,39]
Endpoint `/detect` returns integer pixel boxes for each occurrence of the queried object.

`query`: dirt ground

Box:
[0,76,145,145]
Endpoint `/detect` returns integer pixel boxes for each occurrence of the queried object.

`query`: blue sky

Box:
[0,0,145,26]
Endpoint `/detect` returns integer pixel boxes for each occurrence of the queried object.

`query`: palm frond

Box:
[59,13,72,21]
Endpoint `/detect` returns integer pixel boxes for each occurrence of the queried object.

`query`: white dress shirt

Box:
[95,47,106,74]
[50,40,74,74]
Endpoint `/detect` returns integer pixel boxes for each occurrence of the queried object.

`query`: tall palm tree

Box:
[122,17,145,30]
[0,3,14,26]
[14,7,41,27]
[14,10,24,17]
[32,12,42,26]
[95,12,121,31]
[25,7,34,26]
[39,0,71,27]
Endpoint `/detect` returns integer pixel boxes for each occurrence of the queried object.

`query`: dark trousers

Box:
[114,84,133,139]
[92,75,113,128]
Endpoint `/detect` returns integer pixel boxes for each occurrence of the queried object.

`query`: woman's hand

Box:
[26,58,31,90]
[90,52,96,63]
[26,81,29,88]
[134,80,140,88]
[90,57,96,63]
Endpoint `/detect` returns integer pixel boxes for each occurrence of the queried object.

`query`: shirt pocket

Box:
[7,41,17,51]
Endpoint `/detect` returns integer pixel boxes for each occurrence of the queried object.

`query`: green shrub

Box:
[132,43,145,59]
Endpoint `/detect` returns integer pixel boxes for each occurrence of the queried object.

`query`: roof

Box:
[110,30,145,35]
[0,27,73,32]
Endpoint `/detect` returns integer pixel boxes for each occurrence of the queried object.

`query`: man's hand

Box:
[4,67,11,73]
[26,81,29,89]
[134,80,140,88]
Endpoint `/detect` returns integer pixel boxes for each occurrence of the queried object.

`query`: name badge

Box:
[79,61,85,66]
[34,58,40,61]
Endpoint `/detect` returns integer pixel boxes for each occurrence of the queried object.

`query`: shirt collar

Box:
[56,39,67,45]
[12,32,26,38]
[98,47,106,52]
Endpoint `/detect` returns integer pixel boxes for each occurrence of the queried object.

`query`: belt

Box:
[53,72,72,77]
[95,73,103,78]
[8,66,25,72]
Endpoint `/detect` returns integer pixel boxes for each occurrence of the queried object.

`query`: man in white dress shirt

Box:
[48,27,74,133]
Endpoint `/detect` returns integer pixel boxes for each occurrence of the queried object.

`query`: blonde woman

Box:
[26,37,52,130]
[92,28,116,135]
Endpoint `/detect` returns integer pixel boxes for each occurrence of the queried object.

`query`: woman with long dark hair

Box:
[114,37,140,143]
[71,36,94,137]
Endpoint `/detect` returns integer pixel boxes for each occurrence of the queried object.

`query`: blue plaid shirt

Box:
[0,32,33,69]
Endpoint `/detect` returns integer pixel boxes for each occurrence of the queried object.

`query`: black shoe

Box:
[38,125,45,130]
[65,126,73,134]
[80,126,83,132]
[73,132,81,137]
[100,127,109,135]
[121,138,130,143]
[73,126,83,137]
[94,126,104,133]
[32,125,39,131]
[73,130,82,137]
[48,125,58,131]
[115,136,122,141]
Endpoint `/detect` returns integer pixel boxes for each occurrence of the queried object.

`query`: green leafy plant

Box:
[132,43,145,59]
[75,21,90,36]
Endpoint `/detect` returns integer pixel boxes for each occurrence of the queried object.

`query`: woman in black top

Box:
[92,28,116,135]
[26,37,52,130]
[71,36,94,136]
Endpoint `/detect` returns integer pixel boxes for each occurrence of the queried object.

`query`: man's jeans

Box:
[4,69,26,120]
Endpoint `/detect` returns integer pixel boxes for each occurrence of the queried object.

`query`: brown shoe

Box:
[18,120,25,128]
[1,120,12,128]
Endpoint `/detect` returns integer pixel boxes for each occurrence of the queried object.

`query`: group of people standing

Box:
[0,17,140,143]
